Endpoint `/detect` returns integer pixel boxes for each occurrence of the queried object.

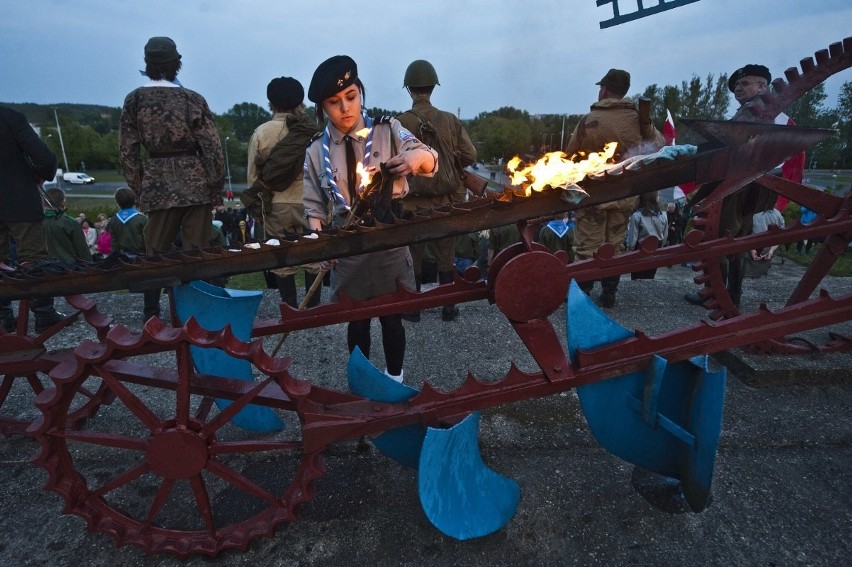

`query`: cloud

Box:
[2,0,850,119]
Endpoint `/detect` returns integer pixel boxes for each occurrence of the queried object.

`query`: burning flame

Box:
[506,142,618,196]
[356,162,373,192]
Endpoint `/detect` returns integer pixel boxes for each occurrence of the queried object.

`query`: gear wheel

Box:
[0,295,114,436]
[684,38,852,354]
[30,318,326,557]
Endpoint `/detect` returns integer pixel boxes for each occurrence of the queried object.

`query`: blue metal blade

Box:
[173,281,283,432]
[347,347,423,468]
[566,280,725,511]
[419,412,520,540]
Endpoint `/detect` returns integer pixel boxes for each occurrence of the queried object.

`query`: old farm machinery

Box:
[1,39,851,557]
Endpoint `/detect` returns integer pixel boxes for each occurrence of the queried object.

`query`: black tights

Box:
[347,315,405,376]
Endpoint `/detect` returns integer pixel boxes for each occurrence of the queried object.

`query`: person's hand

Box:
[319,259,337,272]
[385,149,434,178]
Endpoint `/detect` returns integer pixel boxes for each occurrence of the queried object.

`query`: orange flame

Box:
[356,162,373,192]
[506,142,618,196]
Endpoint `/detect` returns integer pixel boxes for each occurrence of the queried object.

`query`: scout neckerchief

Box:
[545,219,571,238]
[116,208,141,224]
[322,112,374,210]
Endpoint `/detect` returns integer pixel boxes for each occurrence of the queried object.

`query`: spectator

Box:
[81,220,98,257]
[107,187,160,321]
[0,105,64,333]
[42,188,92,264]
[626,191,668,279]
[796,205,819,255]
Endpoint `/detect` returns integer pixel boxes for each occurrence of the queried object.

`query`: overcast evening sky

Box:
[2,0,851,120]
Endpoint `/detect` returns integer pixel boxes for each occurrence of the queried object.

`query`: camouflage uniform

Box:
[565,97,664,299]
[119,84,224,254]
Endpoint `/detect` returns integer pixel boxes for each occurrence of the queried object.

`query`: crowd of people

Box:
[1,34,818,381]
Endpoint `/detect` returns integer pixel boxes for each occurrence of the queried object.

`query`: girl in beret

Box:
[303,55,438,383]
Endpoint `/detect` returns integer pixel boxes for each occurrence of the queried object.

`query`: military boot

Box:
[438,270,459,321]
[1,300,15,333]
[303,271,322,308]
[401,273,422,322]
[31,297,65,334]
[600,275,621,309]
[276,274,298,308]
[143,289,162,323]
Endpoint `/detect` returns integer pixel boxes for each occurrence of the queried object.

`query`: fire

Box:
[356,162,373,192]
[506,142,618,196]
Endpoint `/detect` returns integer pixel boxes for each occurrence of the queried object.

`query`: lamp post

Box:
[224,136,233,194]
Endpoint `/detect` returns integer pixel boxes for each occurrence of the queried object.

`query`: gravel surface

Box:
[0,262,849,566]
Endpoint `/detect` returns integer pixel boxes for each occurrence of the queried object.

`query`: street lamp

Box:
[224,136,233,194]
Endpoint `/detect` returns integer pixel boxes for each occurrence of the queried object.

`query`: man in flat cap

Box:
[119,36,225,321]
[565,68,665,308]
[242,76,321,308]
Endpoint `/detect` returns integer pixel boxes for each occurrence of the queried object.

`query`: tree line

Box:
[4,74,850,181]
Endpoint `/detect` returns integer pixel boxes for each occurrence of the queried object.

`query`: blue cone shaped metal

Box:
[566,280,725,512]
[173,281,283,432]
[347,347,423,468]
[419,412,520,540]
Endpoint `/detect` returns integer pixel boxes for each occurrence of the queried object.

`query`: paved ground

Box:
[0,259,849,565]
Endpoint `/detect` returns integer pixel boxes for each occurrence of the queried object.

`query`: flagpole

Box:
[53,108,70,172]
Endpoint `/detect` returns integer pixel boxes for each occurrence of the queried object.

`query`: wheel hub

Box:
[146,428,209,479]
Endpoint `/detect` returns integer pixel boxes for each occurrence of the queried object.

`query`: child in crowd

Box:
[42,187,92,263]
[107,187,160,322]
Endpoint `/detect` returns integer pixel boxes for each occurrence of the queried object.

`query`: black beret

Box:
[267,77,304,110]
[144,37,181,64]
[728,64,771,92]
[308,55,358,103]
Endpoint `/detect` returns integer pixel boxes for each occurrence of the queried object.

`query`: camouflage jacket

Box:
[119,84,225,212]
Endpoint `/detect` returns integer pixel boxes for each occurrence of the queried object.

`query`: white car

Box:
[63,172,95,185]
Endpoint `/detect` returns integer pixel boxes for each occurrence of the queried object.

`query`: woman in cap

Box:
[303,55,437,383]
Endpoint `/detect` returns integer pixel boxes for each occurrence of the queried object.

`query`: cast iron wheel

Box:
[31,320,326,558]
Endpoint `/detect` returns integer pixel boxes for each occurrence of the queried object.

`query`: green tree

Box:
[836,81,852,168]
[468,114,531,162]
[222,102,271,141]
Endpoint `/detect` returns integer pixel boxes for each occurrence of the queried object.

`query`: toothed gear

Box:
[0,295,114,436]
[30,318,326,557]
[685,39,852,354]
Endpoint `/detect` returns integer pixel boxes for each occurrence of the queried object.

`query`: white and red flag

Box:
[774,112,805,212]
[663,109,677,146]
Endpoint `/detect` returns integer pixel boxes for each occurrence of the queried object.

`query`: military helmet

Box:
[403,60,440,88]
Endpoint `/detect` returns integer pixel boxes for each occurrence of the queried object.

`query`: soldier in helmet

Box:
[397,59,477,322]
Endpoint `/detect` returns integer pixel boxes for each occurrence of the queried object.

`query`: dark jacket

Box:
[0,106,58,222]
[43,210,93,263]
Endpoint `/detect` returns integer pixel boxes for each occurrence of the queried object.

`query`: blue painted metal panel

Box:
[418,412,520,540]
[347,347,423,469]
[566,280,725,511]
[173,281,283,432]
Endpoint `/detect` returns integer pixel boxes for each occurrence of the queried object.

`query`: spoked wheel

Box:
[31,321,326,557]
[1,294,115,436]
[688,187,852,354]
